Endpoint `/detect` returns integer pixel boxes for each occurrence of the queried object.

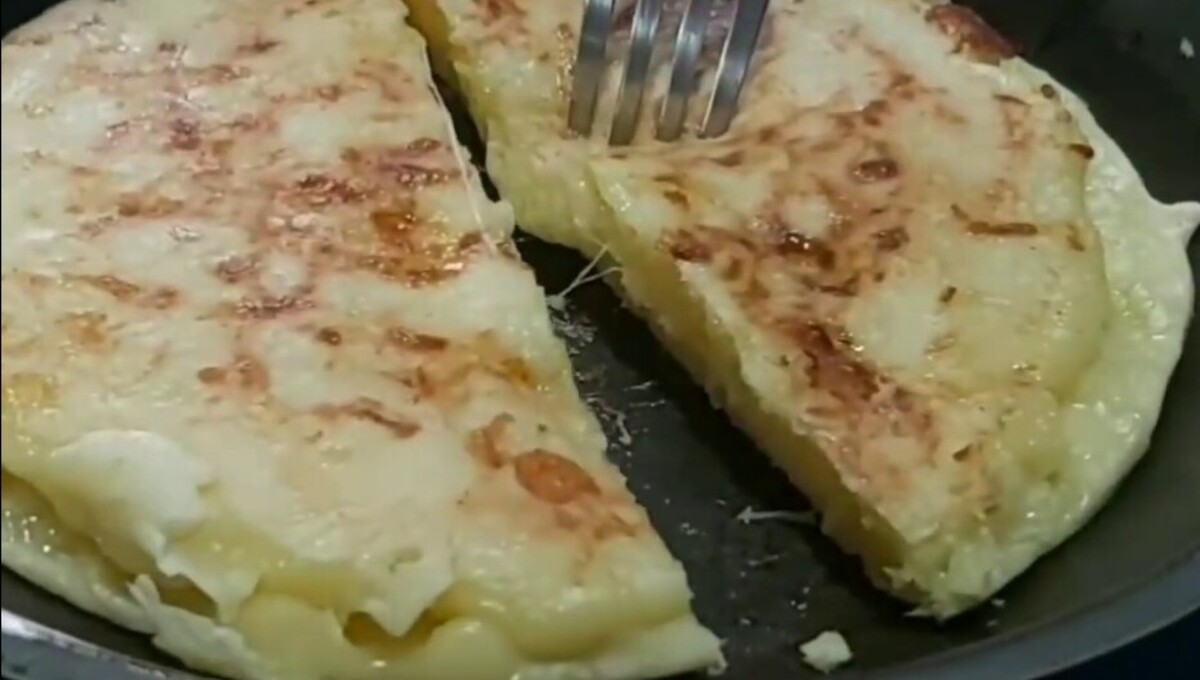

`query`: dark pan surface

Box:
[2,1,1198,679]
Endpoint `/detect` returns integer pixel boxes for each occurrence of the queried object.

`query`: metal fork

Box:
[568,0,771,145]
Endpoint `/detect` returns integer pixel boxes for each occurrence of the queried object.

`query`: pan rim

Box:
[3,551,1198,680]
[1,1,1198,679]
[860,550,1200,680]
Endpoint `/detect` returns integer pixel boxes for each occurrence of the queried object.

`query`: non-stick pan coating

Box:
[3,1,1198,678]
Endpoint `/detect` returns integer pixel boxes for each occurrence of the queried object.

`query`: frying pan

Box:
[2,1,1198,679]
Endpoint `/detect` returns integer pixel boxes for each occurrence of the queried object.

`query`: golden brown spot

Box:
[1066,224,1088,252]
[926,5,1017,64]
[494,357,537,389]
[386,329,449,352]
[345,147,460,188]
[316,328,343,346]
[316,84,344,101]
[720,257,746,282]
[295,174,365,205]
[214,359,271,393]
[70,14,105,32]
[80,274,141,301]
[215,255,258,284]
[457,232,485,251]
[234,295,314,320]
[468,414,513,469]
[664,189,689,208]
[860,99,889,126]
[319,399,420,438]
[144,287,181,310]
[358,255,467,287]
[874,227,909,252]
[391,164,455,188]
[168,119,202,151]
[197,367,226,385]
[352,406,420,438]
[482,0,528,20]
[953,446,975,463]
[933,101,968,126]
[1040,84,1059,100]
[994,94,1028,107]
[401,367,437,400]
[940,286,959,304]
[117,195,183,218]
[967,221,1039,237]
[372,208,418,246]
[405,138,441,154]
[238,36,280,55]
[495,239,522,261]
[61,312,108,347]
[198,64,248,84]
[591,512,639,541]
[1068,144,1096,160]
[10,34,53,47]
[712,150,744,168]
[3,373,58,410]
[795,323,879,404]
[813,277,860,297]
[852,158,901,183]
[890,73,917,91]
[777,232,836,269]
[76,275,177,309]
[666,231,713,264]
[513,451,599,505]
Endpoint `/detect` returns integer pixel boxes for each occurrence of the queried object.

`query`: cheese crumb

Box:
[1183,38,1195,59]
[800,631,853,673]
[736,506,816,525]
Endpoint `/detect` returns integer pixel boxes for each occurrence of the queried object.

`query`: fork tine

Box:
[568,0,618,136]
[701,0,769,138]
[609,0,666,146]
[656,0,713,141]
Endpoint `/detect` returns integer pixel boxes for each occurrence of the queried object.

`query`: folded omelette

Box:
[406,0,1199,617]
[2,0,1198,679]
[1,1,721,679]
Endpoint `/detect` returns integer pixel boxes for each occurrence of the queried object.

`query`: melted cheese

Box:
[407,0,1199,616]
[0,1,721,678]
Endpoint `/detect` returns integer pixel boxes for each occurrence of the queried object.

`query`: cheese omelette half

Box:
[406,0,1200,616]
[0,1,723,679]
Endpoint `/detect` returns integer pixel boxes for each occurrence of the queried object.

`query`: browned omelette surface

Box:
[407,0,1199,615]
[0,1,721,679]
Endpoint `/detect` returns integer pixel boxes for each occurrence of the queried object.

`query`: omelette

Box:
[0,1,724,679]
[406,0,1200,617]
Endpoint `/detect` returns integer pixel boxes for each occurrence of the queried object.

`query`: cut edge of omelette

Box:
[404,0,1200,617]
[0,1,723,679]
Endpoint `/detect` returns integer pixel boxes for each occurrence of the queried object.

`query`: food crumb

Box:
[736,506,817,526]
[1182,37,1195,59]
[991,598,1007,609]
[800,631,853,673]
[705,656,729,677]
[747,554,781,568]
